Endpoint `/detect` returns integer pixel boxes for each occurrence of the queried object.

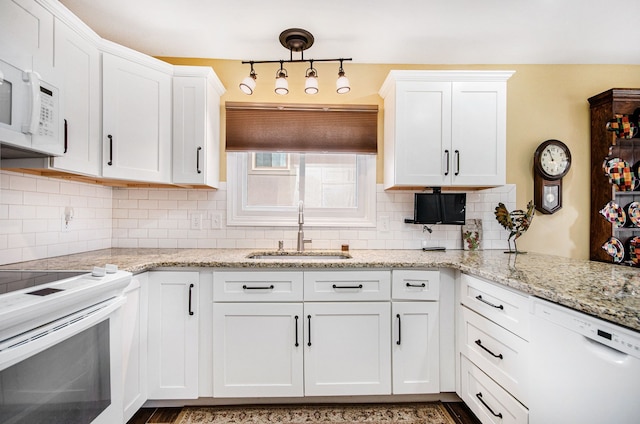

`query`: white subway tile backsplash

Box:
[1,170,516,265]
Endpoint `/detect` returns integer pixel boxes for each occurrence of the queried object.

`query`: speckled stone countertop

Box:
[2,248,639,332]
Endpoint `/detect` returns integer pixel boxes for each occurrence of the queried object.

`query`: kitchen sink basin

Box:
[247,251,352,260]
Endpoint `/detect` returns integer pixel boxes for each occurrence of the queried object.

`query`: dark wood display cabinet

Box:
[588,88,640,264]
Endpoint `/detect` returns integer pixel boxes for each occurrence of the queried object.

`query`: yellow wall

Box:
[159,57,640,259]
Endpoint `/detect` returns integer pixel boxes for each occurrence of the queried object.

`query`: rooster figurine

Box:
[494,201,535,253]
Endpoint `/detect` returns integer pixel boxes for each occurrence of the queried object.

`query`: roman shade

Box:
[225,102,378,153]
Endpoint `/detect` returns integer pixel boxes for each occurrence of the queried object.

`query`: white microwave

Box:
[0,58,62,158]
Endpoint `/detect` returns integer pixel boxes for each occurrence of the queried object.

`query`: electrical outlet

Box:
[380,215,390,232]
[211,212,222,229]
[190,213,203,230]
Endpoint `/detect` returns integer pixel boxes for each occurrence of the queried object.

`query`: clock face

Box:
[537,141,571,179]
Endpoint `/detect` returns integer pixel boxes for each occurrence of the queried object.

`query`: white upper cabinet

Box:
[0,0,54,76]
[172,66,225,187]
[101,45,172,183]
[379,71,514,189]
[49,15,101,176]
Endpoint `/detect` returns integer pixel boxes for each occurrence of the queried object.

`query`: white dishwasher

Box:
[529,298,640,424]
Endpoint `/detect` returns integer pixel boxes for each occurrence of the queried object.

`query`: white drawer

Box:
[304,270,391,301]
[392,270,440,301]
[460,356,529,424]
[213,271,303,302]
[460,273,530,340]
[460,306,529,404]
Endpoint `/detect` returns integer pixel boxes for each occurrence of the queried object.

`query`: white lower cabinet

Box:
[392,301,439,394]
[304,302,391,396]
[460,356,528,424]
[457,273,529,424]
[147,271,199,399]
[122,273,148,422]
[213,302,304,397]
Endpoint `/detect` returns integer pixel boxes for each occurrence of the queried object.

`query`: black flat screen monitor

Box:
[414,193,466,225]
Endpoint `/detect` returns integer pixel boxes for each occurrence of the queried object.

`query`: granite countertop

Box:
[2,248,639,332]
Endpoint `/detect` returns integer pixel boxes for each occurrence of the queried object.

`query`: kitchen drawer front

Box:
[392,270,440,301]
[460,306,529,404]
[213,271,303,302]
[460,356,529,424]
[460,273,530,340]
[304,270,391,301]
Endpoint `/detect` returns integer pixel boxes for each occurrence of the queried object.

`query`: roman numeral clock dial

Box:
[533,139,572,214]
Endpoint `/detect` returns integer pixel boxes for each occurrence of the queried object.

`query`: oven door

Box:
[0,297,124,424]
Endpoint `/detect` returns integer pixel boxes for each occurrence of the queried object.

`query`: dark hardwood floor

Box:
[126,402,481,424]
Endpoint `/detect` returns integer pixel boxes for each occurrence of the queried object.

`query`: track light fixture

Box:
[240,28,352,95]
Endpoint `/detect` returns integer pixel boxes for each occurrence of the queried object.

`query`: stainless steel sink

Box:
[247,251,352,260]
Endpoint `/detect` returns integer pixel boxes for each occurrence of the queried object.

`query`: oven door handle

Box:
[0,297,125,369]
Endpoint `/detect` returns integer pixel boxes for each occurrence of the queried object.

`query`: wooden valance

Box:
[225,102,378,153]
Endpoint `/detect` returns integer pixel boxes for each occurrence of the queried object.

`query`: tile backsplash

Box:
[0,170,516,265]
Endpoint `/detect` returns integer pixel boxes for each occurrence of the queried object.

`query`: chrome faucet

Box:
[297,200,312,252]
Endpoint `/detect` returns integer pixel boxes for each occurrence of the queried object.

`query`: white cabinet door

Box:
[380,71,513,189]
[304,302,391,396]
[389,81,451,187]
[213,303,304,397]
[0,0,54,74]
[121,273,148,422]
[102,53,171,183]
[450,82,506,186]
[392,302,440,394]
[147,271,199,399]
[50,18,101,176]
[172,67,224,187]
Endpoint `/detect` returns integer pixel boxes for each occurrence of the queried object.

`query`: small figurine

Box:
[494,201,535,254]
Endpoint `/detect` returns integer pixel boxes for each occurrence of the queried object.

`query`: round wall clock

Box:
[533,139,572,214]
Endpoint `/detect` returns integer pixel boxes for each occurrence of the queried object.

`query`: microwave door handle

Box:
[22,71,41,135]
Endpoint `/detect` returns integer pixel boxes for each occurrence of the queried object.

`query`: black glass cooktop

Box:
[0,271,89,295]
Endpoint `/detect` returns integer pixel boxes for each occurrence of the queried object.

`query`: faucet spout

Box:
[297,201,311,252]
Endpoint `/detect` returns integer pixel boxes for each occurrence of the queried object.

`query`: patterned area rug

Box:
[176,403,456,424]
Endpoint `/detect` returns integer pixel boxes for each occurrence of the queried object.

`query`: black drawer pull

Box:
[242,284,275,290]
[475,339,503,359]
[107,134,113,166]
[332,284,363,289]
[406,282,426,288]
[444,149,450,176]
[476,295,504,310]
[196,146,202,174]
[454,149,460,176]
[476,392,503,419]
[396,314,401,345]
[63,119,68,153]
[294,315,299,347]
[307,315,312,347]
[188,283,194,316]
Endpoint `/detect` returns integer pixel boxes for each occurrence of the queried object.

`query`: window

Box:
[227,152,376,227]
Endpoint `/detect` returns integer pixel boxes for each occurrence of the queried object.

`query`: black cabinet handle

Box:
[406,282,426,288]
[475,339,503,359]
[332,284,363,289]
[476,295,504,310]
[188,283,194,316]
[107,134,113,166]
[196,146,202,174]
[294,315,299,347]
[242,284,275,290]
[444,149,450,176]
[63,119,68,153]
[396,313,402,345]
[307,315,312,347]
[454,149,460,176]
[476,392,503,419]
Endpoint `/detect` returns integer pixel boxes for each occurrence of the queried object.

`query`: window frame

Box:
[227,152,377,227]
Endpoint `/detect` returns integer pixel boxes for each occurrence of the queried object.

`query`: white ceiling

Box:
[60,0,640,65]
